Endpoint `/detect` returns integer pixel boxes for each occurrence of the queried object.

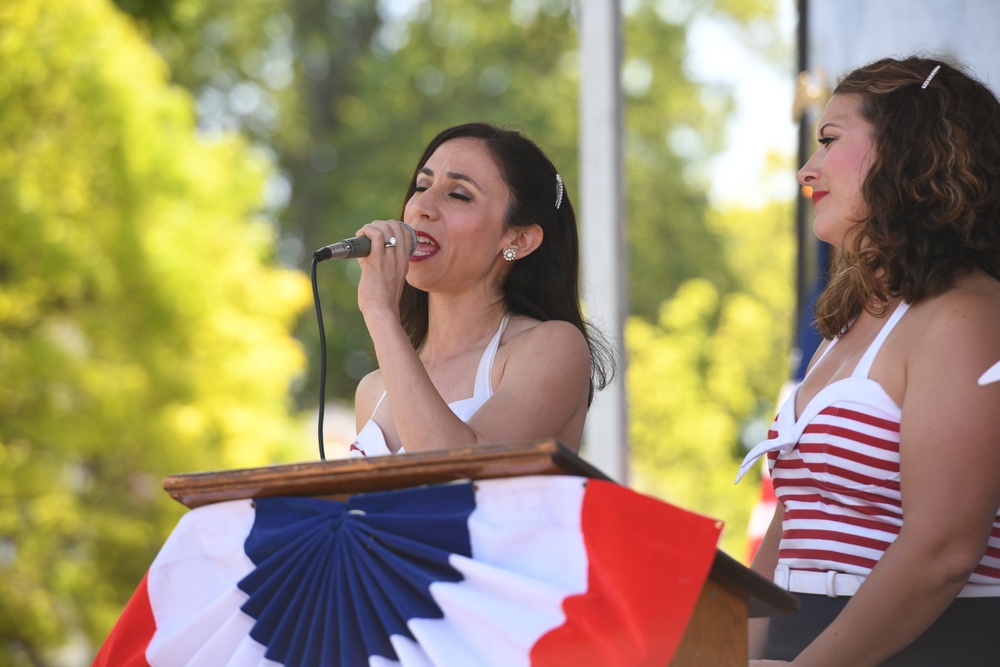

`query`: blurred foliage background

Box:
[0,0,794,662]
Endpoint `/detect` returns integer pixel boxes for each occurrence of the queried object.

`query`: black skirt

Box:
[765,593,1000,665]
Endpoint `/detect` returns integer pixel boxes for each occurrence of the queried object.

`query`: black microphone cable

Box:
[310,254,327,460]
[310,222,416,459]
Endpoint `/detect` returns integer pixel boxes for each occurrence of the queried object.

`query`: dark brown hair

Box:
[397,122,614,403]
[814,56,1000,337]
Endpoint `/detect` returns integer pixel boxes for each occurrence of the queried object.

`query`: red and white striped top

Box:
[738,301,1000,587]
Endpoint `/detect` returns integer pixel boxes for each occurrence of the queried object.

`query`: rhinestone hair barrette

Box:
[555,173,564,209]
[921,65,942,89]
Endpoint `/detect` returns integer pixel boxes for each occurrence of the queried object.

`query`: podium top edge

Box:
[162,439,611,509]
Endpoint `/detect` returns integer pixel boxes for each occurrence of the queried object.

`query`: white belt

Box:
[774,564,863,597]
[774,564,1000,599]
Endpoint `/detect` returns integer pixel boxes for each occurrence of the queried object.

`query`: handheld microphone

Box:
[313,222,417,261]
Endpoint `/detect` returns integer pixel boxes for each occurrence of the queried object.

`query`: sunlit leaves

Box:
[627,199,794,557]
[0,0,309,659]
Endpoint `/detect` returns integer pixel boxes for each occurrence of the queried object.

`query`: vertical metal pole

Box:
[578,0,629,482]
[795,0,812,332]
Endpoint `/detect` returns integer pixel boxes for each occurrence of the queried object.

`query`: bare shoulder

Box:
[486,317,592,431]
[906,271,1000,377]
[502,317,590,358]
[911,272,1000,339]
[495,317,591,389]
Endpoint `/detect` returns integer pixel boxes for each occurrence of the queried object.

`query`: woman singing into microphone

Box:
[349,123,614,457]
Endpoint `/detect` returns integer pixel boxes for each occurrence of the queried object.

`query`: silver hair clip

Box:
[555,174,564,209]
[921,65,942,89]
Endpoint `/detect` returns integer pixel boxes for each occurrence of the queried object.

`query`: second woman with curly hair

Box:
[739,56,1000,665]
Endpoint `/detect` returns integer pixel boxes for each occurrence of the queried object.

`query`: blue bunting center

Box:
[236,487,476,667]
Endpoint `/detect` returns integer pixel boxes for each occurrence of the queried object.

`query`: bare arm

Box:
[462,320,591,449]
[372,314,591,452]
[748,500,784,660]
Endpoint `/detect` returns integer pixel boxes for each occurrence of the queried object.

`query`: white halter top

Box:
[349,314,510,457]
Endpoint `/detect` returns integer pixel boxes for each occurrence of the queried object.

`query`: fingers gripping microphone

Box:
[313,222,417,261]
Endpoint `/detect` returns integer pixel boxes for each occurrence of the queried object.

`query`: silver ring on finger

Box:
[386,236,398,248]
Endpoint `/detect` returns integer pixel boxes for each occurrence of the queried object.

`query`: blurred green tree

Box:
[0,0,310,661]
[0,0,794,659]
[628,196,796,558]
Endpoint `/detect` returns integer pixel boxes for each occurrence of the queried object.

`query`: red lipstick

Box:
[409,230,440,262]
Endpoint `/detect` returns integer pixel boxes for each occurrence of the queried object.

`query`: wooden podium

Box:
[163,440,798,666]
